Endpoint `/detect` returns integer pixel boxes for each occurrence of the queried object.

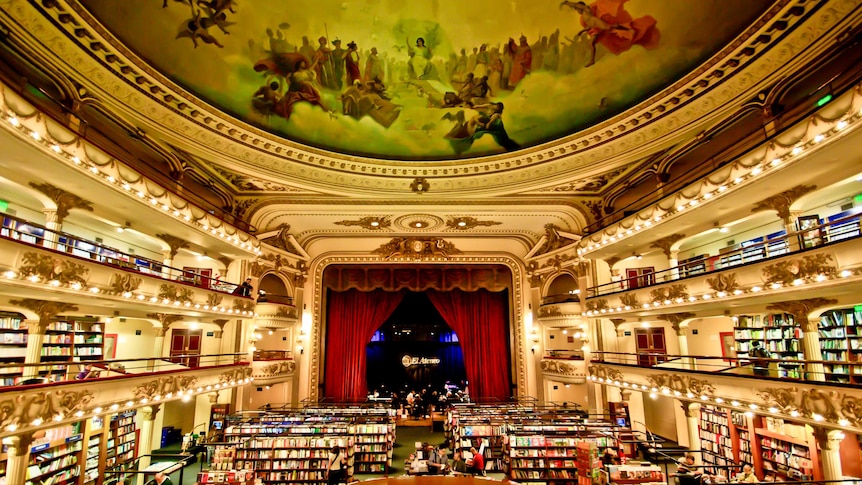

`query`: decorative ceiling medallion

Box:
[445,216,502,230]
[394,214,444,231]
[334,216,392,230]
[373,237,462,260]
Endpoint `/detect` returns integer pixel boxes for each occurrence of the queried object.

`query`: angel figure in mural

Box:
[177,8,225,48]
[560,0,660,67]
[196,0,237,15]
[273,59,329,119]
[442,102,520,155]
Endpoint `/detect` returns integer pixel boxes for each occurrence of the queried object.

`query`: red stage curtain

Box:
[324,288,404,400]
[426,288,510,401]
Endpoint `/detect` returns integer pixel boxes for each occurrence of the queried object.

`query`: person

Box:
[672,455,702,485]
[734,465,758,483]
[327,446,347,485]
[601,447,619,466]
[427,445,449,475]
[75,364,98,380]
[466,446,485,476]
[233,278,253,297]
[451,450,468,475]
[444,102,520,154]
[344,41,361,86]
[749,341,771,376]
[407,37,434,79]
[153,472,173,485]
[505,35,531,87]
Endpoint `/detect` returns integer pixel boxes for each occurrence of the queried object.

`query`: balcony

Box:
[0,215,256,318]
[0,353,250,440]
[540,352,586,384]
[251,350,296,386]
[587,351,862,435]
[583,216,862,317]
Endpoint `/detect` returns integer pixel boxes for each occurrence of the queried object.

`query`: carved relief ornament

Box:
[587,364,623,382]
[133,375,199,400]
[649,284,689,304]
[18,252,89,286]
[0,389,94,430]
[646,373,715,397]
[373,237,461,260]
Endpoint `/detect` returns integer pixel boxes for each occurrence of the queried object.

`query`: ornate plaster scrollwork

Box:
[233,299,255,312]
[220,367,253,384]
[133,375,198,400]
[260,361,296,377]
[538,306,563,318]
[646,373,715,396]
[207,293,224,307]
[620,293,639,308]
[158,284,194,304]
[762,253,836,286]
[109,273,142,293]
[373,237,461,260]
[585,299,609,312]
[19,252,89,286]
[649,284,688,304]
[757,386,862,425]
[587,364,623,382]
[0,390,94,430]
[540,360,584,380]
[706,273,738,293]
[275,307,297,319]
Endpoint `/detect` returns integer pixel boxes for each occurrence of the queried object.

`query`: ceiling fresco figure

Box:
[82,0,770,160]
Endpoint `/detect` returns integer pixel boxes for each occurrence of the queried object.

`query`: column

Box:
[162,251,174,280]
[135,405,160,485]
[149,325,169,371]
[42,210,61,250]
[683,402,701,462]
[23,321,46,379]
[668,250,680,282]
[785,211,802,252]
[675,325,693,370]
[213,319,229,365]
[801,317,825,382]
[814,427,844,481]
[2,434,32,485]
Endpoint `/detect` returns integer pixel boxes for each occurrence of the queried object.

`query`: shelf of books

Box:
[26,423,84,485]
[607,463,665,485]
[730,411,753,467]
[734,314,803,378]
[818,307,862,383]
[452,419,507,472]
[105,410,137,483]
[353,421,392,473]
[41,318,104,382]
[83,416,105,485]
[753,417,818,481]
[698,405,733,478]
[0,311,26,386]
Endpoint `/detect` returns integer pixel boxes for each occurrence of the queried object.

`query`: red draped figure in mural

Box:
[560,0,660,67]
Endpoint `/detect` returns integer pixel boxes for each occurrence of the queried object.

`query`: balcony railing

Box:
[256,292,295,306]
[0,213,252,297]
[590,351,862,384]
[0,352,248,389]
[587,213,862,298]
[253,350,293,361]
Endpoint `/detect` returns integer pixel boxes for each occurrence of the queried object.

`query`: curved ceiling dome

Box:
[81,0,769,161]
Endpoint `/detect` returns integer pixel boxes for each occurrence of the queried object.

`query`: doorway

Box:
[635,327,667,366]
[170,328,202,367]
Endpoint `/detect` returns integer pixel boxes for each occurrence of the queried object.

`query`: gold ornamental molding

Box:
[766,298,839,332]
[762,253,836,286]
[9,298,78,333]
[446,217,501,231]
[619,293,639,308]
[9,0,828,191]
[334,216,392,230]
[751,184,817,222]
[649,234,686,258]
[538,306,563,318]
[28,182,94,224]
[207,293,224,307]
[19,252,89,287]
[109,272,143,294]
[256,360,296,378]
[220,367,253,385]
[757,387,862,427]
[587,364,623,383]
[233,299,255,313]
[540,359,586,384]
[156,233,190,259]
[373,237,462,260]
[646,373,716,397]
[132,375,199,401]
[706,273,739,293]
[649,284,689,304]
[0,389,94,430]
[158,284,194,304]
[585,299,609,313]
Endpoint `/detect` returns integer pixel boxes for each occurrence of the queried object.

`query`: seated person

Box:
[733,465,758,483]
[672,455,703,485]
[451,451,468,475]
[427,445,449,475]
[466,446,485,476]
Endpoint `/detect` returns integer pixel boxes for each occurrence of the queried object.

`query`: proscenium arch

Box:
[307,256,528,402]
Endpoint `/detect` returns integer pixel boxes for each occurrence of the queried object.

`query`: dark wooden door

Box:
[635,327,667,367]
[169,329,203,367]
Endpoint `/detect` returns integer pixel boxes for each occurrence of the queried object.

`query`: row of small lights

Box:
[588,374,851,427]
[3,270,259,317]
[4,377,253,433]
[4,113,261,255]
[583,270,855,317]
[577,109,860,256]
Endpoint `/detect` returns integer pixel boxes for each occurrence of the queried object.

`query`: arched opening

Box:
[366,292,468,399]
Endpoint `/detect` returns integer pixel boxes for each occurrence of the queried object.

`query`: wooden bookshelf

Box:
[752,417,818,481]
[734,314,803,378]
[26,423,84,485]
[818,308,862,383]
[41,318,104,383]
[0,311,26,386]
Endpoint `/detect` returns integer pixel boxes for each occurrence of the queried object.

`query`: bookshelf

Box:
[106,409,137,482]
[26,423,84,485]
[753,417,818,481]
[83,416,104,485]
[41,318,104,382]
[698,405,734,478]
[353,421,392,473]
[451,420,507,472]
[734,314,803,378]
[818,308,862,383]
[730,411,753,468]
[0,311,26,386]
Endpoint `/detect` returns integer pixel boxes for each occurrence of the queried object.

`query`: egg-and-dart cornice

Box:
[5,0,852,195]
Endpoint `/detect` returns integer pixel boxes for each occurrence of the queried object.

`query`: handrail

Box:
[256,293,295,305]
[587,212,862,297]
[0,212,253,297]
[253,350,293,361]
[0,352,248,390]
[589,350,862,384]
[580,66,862,235]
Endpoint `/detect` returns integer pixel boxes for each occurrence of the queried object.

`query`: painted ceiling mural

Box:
[81,0,771,161]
